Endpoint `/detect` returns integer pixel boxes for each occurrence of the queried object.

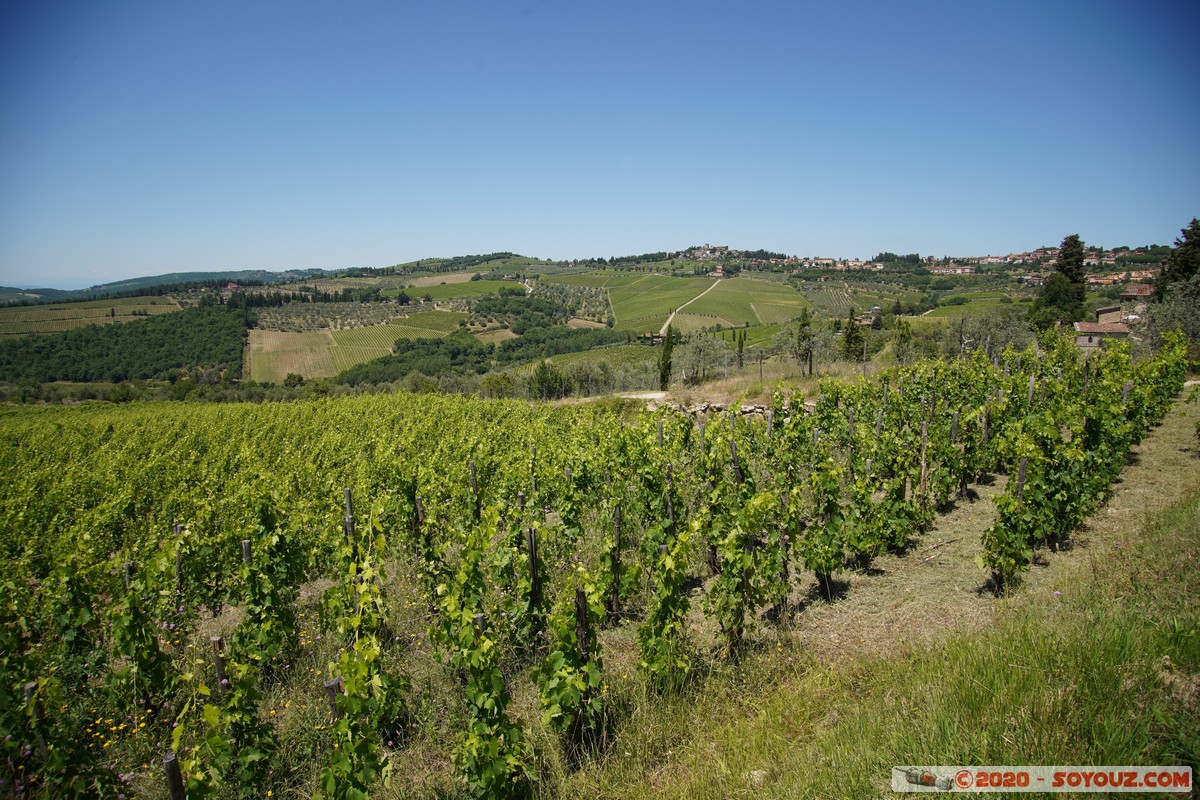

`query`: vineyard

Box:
[0,332,1188,798]
[0,297,183,338]
[679,277,809,327]
[792,280,921,319]
[246,313,470,382]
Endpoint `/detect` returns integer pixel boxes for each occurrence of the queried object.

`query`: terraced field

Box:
[0,296,181,337]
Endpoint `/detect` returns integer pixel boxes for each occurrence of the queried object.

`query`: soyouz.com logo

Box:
[892,766,1192,793]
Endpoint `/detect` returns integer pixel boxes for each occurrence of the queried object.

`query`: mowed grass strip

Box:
[0,296,182,336]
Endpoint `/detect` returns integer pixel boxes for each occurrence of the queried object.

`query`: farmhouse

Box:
[1073,321,1130,350]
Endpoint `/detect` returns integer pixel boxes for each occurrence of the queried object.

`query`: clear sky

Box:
[2,0,1197,289]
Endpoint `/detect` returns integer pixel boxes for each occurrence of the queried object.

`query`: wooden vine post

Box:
[919,422,929,513]
[772,491,791,621]
[324,678,344,722]
[575,589,591,664]
[210,636,227,694]
[163,752,185,800]
[608,500,622,619]
[728,412,743,485]
[526,526,541,612]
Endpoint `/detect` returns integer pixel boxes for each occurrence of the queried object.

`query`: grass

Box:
[0,296,182,337]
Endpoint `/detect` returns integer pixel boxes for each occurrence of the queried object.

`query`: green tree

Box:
[1029,271,1084,329]
[1156,217,1200,300]
[531,360,572,399]
[1029,233,1087,329]
[774,308,816,375]
[1057,233,1086,286]
[841,314,864,360]
[658,325,674,390]
[893,318,916,365]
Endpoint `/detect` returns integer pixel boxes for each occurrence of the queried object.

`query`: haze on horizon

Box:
[2,0,1198,291]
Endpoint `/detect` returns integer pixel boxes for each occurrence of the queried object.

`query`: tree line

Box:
[0,305,249,383]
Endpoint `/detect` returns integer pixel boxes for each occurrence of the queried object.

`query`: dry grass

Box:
[567,318,607,330]
[474,328,519,344]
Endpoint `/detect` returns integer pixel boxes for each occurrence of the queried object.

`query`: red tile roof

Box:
[1074,322,1130,334]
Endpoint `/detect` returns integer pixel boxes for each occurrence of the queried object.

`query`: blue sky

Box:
[2,0,1197,289]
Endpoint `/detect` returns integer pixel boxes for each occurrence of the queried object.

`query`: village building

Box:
[1121,283,1154,302]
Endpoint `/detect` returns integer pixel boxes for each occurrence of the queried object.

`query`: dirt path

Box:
[660,280,720,335]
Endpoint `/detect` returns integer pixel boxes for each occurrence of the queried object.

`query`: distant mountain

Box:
[0,287,78,304]
[0,269,329,305]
